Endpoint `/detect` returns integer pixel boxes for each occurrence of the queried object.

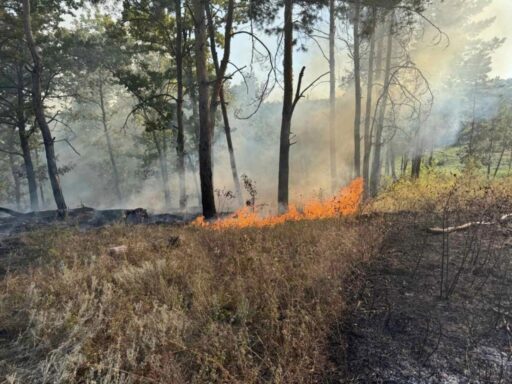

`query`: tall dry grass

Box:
[0,217,385,383]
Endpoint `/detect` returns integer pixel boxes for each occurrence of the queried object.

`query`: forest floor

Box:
[1,173,512,383]
[345,211,512,383]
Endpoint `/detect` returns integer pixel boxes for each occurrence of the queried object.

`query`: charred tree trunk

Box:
[329,0,337,191]
[175,0,186,210]
[192,0,216,218]
[363,7,377,195]
[278,0,294,214]
[411,155,422,179]
[353,0,362,178]
[369,12,393,197]
[22,0,67,213]
[16,63,38,211]
[401,154,409,176]
[98,77,122,202]
[205,0,243,206]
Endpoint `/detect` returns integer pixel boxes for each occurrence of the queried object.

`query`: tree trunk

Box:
[8,134,21,210]
[278,0,294,214]
[369,11,393,197]
[219,89,243,206]
[494,145,506,178]
[401,154,409,176]
[411,155,421,179]
[175,0,187,210]
[22,0,67,213]
[34,146,45,206]
[329,0,337,191]
[16,63,38,211]
[192,0,216,218]
[363,7,377,195]
[205,0,243,206]
[98,77,122,202]
[353,0,362,178]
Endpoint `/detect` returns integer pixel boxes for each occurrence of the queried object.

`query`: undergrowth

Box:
[0,218,385,383]
[369,168,512,214]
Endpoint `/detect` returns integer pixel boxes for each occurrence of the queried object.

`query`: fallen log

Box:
[0,207,24,217]
[427,213,512,234]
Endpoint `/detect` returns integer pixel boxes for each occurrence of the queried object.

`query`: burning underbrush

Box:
[0,212,386,383]
[195,178,364,229]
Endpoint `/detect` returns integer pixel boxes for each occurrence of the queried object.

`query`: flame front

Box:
[193,178,363,229]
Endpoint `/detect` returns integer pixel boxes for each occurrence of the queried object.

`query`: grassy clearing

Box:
[0,218,385,383]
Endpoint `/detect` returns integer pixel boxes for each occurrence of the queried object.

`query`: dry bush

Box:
[0,218,386,383]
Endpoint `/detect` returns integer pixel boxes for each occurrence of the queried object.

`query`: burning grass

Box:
[195,178,364,229]
[0,215,386,383]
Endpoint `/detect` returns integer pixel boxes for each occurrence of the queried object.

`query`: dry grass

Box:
[0,217,386,383]
[369,169,512,215]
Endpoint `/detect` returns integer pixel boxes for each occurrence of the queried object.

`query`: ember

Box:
[194,178,363,229]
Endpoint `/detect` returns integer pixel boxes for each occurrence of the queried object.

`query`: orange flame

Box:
[193,177,363,229]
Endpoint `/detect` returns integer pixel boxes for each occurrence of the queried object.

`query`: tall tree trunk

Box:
[353,0,362,178]
[205,0,243,206]
[175,0,186,210]
[98,77,122,202]
[363,7,377,195]
[8,133,21,210]
[369,11,393,197]
[278,0,294,214]
[329,0,337,191]
[16,63,38,210]
[34,146,45,206]
[192,0,216,218]
[22,0,67,213]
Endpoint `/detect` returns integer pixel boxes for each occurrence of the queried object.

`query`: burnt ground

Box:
[1,211,511,383]
[345,212,512,383]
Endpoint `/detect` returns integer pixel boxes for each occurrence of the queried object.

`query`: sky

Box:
[228,0,512,102]
[482,0,512,78]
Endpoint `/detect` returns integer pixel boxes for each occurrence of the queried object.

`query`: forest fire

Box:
[193,178,363,229]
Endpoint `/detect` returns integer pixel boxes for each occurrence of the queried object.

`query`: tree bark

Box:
[22,0,67,213]
[494,145,506,178]
[278,0,294,214]
[98,76,122,202]
[353,0,362,178]
[192,0,216,218]
[363,7,377,195]
[329,0,337,191]
[205,0,243,206]
[370,11,393,197]
[411,155,421,179]
[8,136,21,210]
[16,63,38,211]
[175,0,187,210]
[34,146,45,206]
